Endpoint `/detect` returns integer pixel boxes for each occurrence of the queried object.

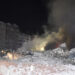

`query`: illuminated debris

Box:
[0,47,75,75]
[0,49,22,60]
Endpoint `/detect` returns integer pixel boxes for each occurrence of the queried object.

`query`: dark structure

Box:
[0,21,25,50]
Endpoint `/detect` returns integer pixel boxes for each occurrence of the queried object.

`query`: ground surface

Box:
[0,45,75,75]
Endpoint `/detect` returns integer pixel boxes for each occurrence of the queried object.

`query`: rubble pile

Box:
[0,43,75,75]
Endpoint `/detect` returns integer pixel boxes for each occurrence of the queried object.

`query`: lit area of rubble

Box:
[0,49,22,60]
[0,43,75,75]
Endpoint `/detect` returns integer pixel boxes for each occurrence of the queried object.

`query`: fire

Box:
[1,50,6,54]
[7,52,13,60]
[0,49,20,60]
[40,47,45,51]
[5,52,20,60]
[0,49,22,60]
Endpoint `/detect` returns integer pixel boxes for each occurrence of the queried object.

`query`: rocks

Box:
[0,45,75,75]
[0,59,75,75]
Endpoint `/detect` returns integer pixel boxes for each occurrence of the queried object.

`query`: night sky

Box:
[0,0,50,34]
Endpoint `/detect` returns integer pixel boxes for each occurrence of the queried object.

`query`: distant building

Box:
[0,21,25,50]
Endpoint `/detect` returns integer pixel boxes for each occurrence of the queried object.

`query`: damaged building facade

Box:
[0,22,25,50]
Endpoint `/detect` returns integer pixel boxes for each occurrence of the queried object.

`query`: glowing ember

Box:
[1,50,6,54]
[40,47,44,51]
[7,52,13,60]
[4,52,20,60]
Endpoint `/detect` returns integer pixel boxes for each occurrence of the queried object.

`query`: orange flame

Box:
[5,52,20,60]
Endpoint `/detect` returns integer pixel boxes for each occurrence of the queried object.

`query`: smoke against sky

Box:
[48,0,75,33]
[46,0,75,49]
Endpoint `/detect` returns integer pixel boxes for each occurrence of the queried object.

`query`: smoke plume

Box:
[48,0,75,28]
[48,0,75,49]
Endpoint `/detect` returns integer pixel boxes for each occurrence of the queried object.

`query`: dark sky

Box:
[0,0,49,34]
